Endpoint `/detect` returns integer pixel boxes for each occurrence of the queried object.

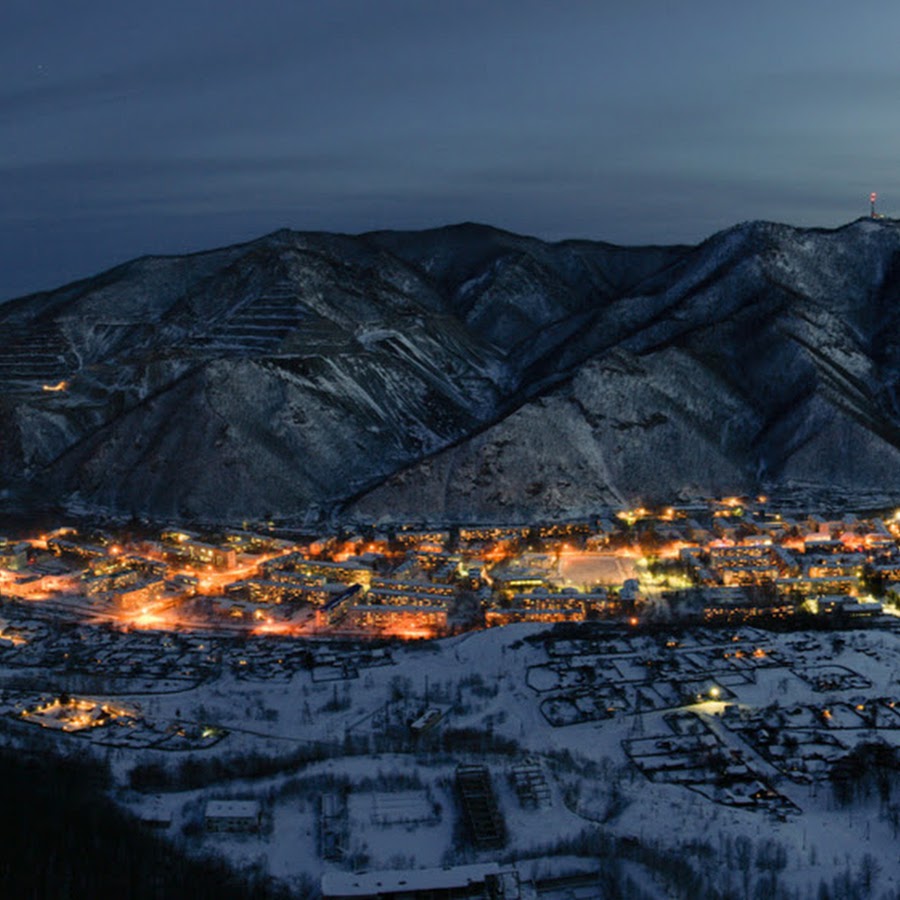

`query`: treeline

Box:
[830,741,900,808]
[0,748,296,900]
[130,743,334,792]
[131,724,521,793]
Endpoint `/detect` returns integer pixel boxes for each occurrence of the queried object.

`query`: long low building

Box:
[366,587,455,607]
[484,590,633,627]
[343,603,449,633]
[204,799,261,833]
[370,578,456,598]
[485,604,586,627]
[260,553,372,587]
[227,578,349,607]
[775,575,860,596]
[322,862,517,900]
[702,591,798,624]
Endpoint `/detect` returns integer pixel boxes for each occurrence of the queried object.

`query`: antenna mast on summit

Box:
[870,192,878,218]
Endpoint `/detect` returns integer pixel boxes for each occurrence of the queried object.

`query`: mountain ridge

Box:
[3,217,900,524]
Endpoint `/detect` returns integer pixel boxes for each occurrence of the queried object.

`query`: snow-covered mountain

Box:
[3,218,900,523]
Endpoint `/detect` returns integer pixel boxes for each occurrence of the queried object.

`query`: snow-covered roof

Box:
[204,799,260,819]
[322,862,501,897]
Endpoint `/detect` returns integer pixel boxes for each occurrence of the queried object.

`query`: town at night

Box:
[2,499,900,896]
[8,1,900,896]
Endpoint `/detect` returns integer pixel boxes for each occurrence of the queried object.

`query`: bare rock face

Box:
[3,218,900,524]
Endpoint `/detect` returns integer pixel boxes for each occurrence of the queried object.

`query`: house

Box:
[409,707,444,735]
[138,800,172,829]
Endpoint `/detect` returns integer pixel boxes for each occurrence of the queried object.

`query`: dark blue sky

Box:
[2,0,897,300]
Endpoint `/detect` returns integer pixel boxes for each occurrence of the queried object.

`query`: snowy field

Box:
[3,619,900,896]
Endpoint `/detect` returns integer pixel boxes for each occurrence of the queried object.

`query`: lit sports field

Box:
[557,552,638,588]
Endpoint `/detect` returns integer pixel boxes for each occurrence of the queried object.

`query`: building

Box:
[222,529,294,553]
[803,552,865,580]
[115,579,166,611]
[180,540,237,570]
[2,572,72,599]
[138,801,172,829]
[204,799,261,833]
[707,544,797,585]
[370,578,456,599]
[261,552,372,588]
[409,707,444,735]
[817,595,883,618]
[366,586,455,607]
[394,529,450,549]
[319,793,346,861]
[459,525,530,545]
[0,540,29,570]
[488,591,633,626]
[314,584,362,627]
[343,603,449,634]
[83,569,141,597]
[322,862,518,900]
[456,764,505,849]
[488,568,548,595]
[229,577,347,607]
[510,759,552,809]
[47,537,106,560]
[159,530,237,569]
[537,520,592,539]
[702,589,797,624]
[89,554,166,579]
[775,575,859,597]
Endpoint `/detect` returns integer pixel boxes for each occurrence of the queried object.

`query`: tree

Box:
[755,838,787,874]
[858,853,880,894]
[734,835,753,897]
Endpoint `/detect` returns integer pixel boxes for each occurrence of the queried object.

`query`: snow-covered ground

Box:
[4,620,900,896]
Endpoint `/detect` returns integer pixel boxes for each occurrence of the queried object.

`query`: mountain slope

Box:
[2,218,900,523]
[347,218,900,520]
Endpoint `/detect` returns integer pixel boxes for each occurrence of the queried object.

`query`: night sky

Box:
[2,0,897,301]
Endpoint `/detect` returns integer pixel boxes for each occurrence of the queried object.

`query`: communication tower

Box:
[870,191,878,218]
